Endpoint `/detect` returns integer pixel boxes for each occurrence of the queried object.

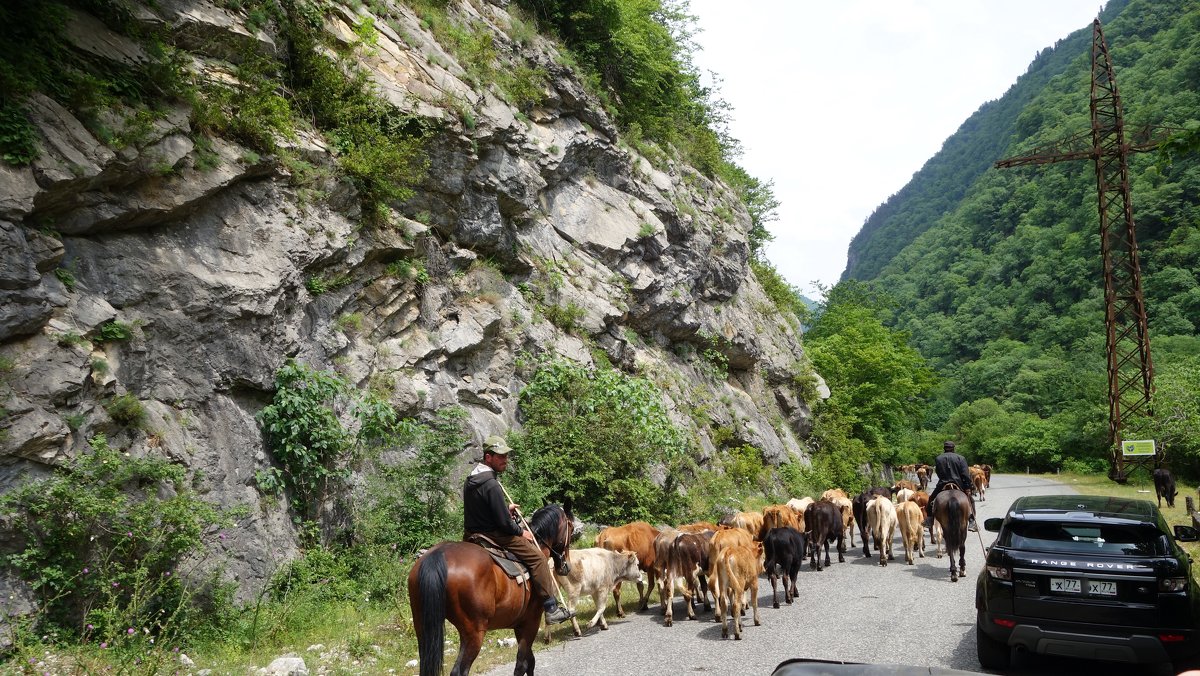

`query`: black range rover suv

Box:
[976,494,1200,672]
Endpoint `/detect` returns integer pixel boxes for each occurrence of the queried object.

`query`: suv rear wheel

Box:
[975,618,1010,670]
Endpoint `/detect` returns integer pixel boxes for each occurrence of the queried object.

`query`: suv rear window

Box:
[1000,521,1169,556]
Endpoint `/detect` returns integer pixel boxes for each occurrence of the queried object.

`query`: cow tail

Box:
[417,549,448,676]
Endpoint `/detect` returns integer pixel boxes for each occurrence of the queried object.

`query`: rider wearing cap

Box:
[463,434,575,625]
[924,441,978,532]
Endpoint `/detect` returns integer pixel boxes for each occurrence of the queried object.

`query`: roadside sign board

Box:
[1121,439,1156,457]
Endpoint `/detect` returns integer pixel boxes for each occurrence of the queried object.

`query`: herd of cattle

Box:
[546,464,993,641]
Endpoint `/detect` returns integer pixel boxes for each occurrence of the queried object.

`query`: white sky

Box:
[689,0,1104,298]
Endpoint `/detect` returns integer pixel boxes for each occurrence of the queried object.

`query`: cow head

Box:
[618,550,643,583]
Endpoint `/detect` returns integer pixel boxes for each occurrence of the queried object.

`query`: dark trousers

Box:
[474,530,557,602]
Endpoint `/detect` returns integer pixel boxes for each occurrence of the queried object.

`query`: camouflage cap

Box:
[483,435,512,455]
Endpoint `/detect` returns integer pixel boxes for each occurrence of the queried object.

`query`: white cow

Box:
[544,547,643,643]
[866,495,897,566]
[895,500,925,564]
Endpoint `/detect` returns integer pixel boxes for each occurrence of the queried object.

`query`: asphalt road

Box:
[479,473,1160,676]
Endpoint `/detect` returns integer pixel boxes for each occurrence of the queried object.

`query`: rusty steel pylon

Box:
[995,19,1158,483]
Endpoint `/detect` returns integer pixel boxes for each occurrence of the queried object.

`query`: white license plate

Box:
[1050,577,1081,593]
[1089,580,1118,596]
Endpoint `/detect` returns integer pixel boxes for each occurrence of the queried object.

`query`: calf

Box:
[852,487,891,557]
[663,532,711,626]
[891,479,918,493]
[895,501,925,565]
[595,520,660,613]
[866,495,897,566]
[1154,468,1178,509]
[715,543,764,640]
[804,500,845,571]
[762,527,806,608]
[543,548,643,643]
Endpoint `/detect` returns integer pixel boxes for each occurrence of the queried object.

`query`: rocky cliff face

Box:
[0,0,822,596]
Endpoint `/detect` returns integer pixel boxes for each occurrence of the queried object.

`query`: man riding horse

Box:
[463,435,575,625]
[924,441,978,532]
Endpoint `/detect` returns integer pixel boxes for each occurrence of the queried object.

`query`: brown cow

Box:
[728,511,764,541]
[758,504,798,539]
[678,521,719,535]
[916,466,929,491]
[652,527,682,616]
[707,526,754,619]
[715,543,764,640]
[820,488,849,502]
[891,479,918,494]
[970,466,987,502]
[829,495,855,548]
[895,501,925,565]
[663,532,711,626]
[595,521,660,613]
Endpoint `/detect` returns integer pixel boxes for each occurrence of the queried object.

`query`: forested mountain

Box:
[843,0,1132,281]
[840,0,1200,476]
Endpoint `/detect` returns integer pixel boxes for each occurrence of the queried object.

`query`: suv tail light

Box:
[986,564,1011,580]
[1159,577,1188,592]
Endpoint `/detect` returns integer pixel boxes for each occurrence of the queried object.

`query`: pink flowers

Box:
[218,532,226,540]
[127,628,135,635]
[100,642,108,649]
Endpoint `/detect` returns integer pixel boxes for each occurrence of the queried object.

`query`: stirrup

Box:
[545,605,575,625]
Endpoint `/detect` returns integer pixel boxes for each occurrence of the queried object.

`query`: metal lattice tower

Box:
[995,19,1157,482]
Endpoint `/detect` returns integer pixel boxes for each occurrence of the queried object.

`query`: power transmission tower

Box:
[995,19,1165,483]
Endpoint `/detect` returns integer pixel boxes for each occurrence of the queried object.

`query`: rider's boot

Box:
[544,598,575,625]
[968,513,978,532]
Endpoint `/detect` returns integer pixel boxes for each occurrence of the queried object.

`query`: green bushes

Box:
[506,359,687,523]
[104,393,146,427]
[0,434,232,647]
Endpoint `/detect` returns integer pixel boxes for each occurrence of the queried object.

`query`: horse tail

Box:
[417,548,448,676]
[946,495,965,545]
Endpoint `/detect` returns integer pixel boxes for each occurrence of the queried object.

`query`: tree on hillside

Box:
[805,282,935,460]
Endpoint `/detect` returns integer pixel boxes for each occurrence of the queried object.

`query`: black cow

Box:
[852,487,892,558]
[805,500,845,571]
[1154,468,1178,509]
[762,527,806,608]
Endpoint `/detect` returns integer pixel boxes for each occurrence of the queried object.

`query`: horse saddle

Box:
[465,533,531,584]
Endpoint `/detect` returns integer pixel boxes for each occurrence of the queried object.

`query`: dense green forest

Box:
[835,0,1200,478]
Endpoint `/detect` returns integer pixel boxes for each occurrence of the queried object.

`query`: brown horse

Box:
[409,504,572,676]
[932,486,971,582]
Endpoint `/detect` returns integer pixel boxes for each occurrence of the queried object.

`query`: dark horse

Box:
[932,486,971,582]
[409,504,572,676]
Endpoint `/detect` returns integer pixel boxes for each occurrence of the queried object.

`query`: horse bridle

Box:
[535,521,571,575]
